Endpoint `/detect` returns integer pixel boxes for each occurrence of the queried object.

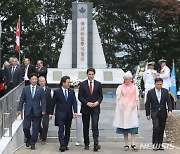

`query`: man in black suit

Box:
[38,76,53,144]
[23,58,36,86]
[78,68,103,151]
[36,60,47,79]
[18,73,46,150]
[145,78,172,150]
[4,57,23,92]
[50,76,77,152]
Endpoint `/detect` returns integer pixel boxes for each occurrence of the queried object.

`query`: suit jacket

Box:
[50,87,77,120]
[36,66,47,78]
[18,85,46,117]
[78,80,103,114]
[22,64,36,80]
[4,65,23,87]
[145,88,172,119]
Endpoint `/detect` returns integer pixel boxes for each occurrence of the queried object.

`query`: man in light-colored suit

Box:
[18,73,46,150]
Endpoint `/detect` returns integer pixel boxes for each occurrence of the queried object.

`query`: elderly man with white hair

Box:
[113,71,140,151]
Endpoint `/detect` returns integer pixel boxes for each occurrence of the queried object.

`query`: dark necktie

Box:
[64,90,68,101]
[11,66,15,82]
[89,81,92,95]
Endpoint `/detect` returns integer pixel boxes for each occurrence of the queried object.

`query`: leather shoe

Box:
[84,145,89,150]
[65,147,69,150]
[59,147,66,152]
[158,145,164,150]
[94,145,101,151]
[25,140,30,147]
[31,145,35,150]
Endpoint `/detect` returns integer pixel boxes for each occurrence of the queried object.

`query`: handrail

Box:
[0,82,25,138]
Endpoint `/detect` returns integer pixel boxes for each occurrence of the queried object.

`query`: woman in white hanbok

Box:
[113,71,140,151]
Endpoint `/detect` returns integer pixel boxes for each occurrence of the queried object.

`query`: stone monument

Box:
[47,1,124,85]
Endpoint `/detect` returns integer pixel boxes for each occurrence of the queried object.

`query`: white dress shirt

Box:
[155,88,161,103]
[62,87,68,98]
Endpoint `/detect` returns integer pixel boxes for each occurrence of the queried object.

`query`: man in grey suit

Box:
[18,73,46,150]
[4,57,23,92]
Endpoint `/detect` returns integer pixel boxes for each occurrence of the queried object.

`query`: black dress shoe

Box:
[94,145,101,151]
[59,147,66,152]
[158,145,164,150]
[84,145,89,150]
[31,145,35,150]
[65,147,69,150]
[25,141,30,147]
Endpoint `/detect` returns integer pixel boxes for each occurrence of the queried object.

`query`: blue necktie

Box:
[32,86,35,98]
[64,90,68,101]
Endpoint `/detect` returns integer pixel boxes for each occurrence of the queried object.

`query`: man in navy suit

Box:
[22,58,36,86]
[50,76,77,152]
[78,68,103,151]
[145,78,172,150]
[18,73,46,150]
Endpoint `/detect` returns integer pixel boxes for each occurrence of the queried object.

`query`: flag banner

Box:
[170,62,177,103]
[15,18,20,51]
[0,21,2,38]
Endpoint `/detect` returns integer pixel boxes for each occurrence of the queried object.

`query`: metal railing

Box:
[0,82,24,138]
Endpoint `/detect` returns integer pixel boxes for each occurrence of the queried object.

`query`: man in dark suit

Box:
[36,60,47,79]
[18,73,46,150]
[22,58,36,86]
[78,68,103,151]
[38,76,53,144]
[49,76,77,152]
[145,77,172,150]
[4,57,23,93]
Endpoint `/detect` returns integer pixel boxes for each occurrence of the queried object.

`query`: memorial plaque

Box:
[53,71,62,81]
[78,71,86,80]
[104,71,113,81]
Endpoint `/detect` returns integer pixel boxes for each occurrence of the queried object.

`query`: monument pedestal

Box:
[47,68,124,85]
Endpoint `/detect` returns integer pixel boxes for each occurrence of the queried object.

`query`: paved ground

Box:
[13,142,180,154]
[13,96,180,154]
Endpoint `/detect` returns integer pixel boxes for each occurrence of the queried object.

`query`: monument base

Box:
[47,68,124,85]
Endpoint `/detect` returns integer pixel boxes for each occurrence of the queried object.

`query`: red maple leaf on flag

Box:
[15,19,20,52]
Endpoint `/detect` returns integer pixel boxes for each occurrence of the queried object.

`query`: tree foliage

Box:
[0,0,180,77]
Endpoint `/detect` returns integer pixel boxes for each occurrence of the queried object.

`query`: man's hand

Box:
[42,112,46,115]
[17,111,21,116]
[92,101,99,107]
[49,115,53,120]
[146,115,151,120]
[73,113,78,118]
[87,102,94,108]
[168,111,172,117]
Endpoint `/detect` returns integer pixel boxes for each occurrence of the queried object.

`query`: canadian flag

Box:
[15,18,20,52]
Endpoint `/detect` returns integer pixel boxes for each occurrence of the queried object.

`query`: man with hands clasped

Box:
[78,68,103,151]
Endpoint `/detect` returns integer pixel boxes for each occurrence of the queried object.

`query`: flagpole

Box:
[0,16,2,68]
[18,15,21,64]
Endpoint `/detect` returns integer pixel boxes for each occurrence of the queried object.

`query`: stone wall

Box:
[165,115,180,147]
